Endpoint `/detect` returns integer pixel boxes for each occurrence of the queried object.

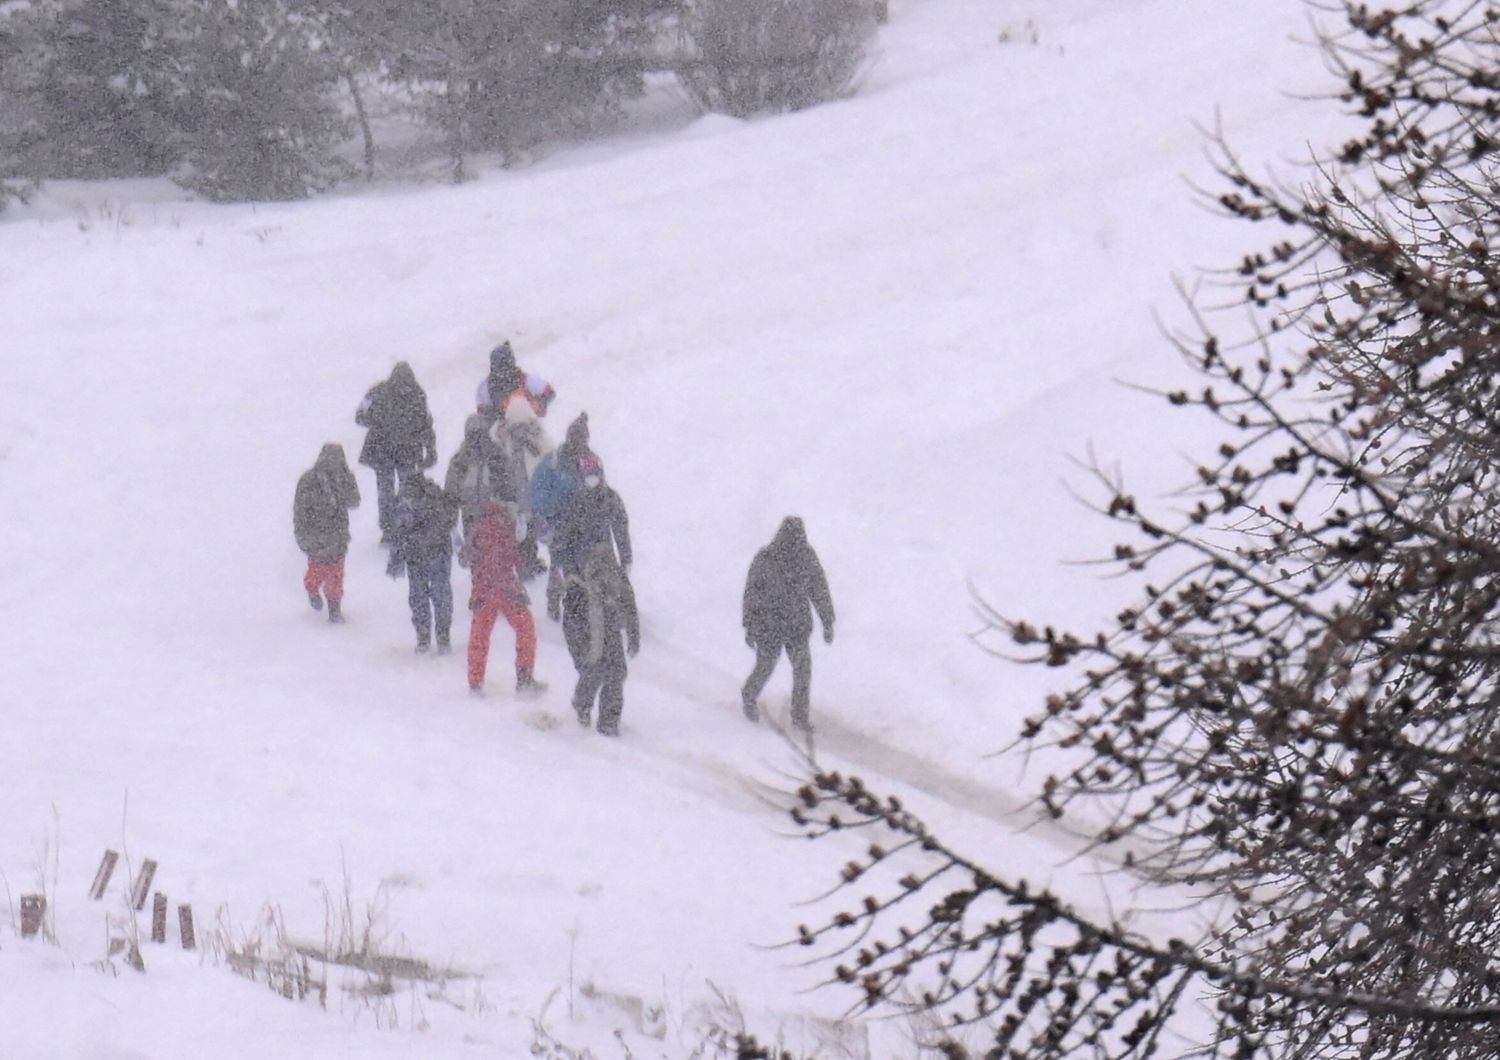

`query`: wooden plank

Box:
[151,893,168,944]
[19,894,45,938]
[88,850,119,900]
[178,904,196,951]
[129,859,157,912]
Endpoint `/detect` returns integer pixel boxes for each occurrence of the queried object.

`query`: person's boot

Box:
[435,631,451,655]
[307,590,323,611]
[741,689,760,723]
[328,599,345,624]
[415,633,431,654]
[516,671,548,698]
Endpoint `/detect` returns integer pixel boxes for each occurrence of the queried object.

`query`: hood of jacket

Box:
[563,412,590,453]
[771,516,807,557]
[315,443,349,477]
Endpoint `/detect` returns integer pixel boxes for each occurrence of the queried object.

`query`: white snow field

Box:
[0,1,1341,1055]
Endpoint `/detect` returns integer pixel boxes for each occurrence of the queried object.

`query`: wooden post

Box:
[130,859,157,912]
[177,904,196,951]
[89,850,119,900]
[19,895,45,938]
[151,893,168,944]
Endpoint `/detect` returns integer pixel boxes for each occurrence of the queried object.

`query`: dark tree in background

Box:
[172,0,347,202]
[0,0,873,200]
[678,0,875,118]
[351,0,673,180]
[780,2,1500,1057]
[1,0,183,179]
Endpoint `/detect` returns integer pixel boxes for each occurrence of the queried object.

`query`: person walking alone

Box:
[740,516,834,731]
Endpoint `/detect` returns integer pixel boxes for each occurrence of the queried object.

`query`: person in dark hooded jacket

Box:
[388,471,456,653]
[475,340,555,422]
[740,516,835,730]
[445,414,515,539]
[550,451,631,611]
[293,443,361,623]
[356,361,437,542]
[563,539,640,736]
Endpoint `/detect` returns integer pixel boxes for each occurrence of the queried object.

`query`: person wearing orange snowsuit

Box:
[466,501,545,696]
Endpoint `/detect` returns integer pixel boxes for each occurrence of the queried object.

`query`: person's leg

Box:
[408,558,433,648]
[597,643,627,736]
[500,597,538,682]
[741,640,781,721]
[327,561,345,621]
[788,637,813,730]
[572,664,603,726]
[326,558,346,608]
[304,558,324,609]
[433,552,454,649]
[467,602,499,690]
[374,465,396,539]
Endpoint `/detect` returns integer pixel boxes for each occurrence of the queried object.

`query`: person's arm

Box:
[355,386,377,427]
[421,410,437,468]
[622,576,641,657]
[742,554,765,645]
[807,550,835,642]
[341,463,361,509]
[612,491,633,570]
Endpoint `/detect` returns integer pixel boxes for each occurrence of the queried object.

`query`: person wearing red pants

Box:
[466,501,547,696]
[293,443,361,623]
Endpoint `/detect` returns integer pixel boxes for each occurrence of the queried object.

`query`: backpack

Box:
[529,453,578,525]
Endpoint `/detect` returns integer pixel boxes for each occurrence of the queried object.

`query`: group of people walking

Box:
[292,341,835,736]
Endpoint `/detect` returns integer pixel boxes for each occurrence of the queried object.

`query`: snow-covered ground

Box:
[0,1,1340,1055]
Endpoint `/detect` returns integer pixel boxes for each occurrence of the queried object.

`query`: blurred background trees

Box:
[0,0,878,203]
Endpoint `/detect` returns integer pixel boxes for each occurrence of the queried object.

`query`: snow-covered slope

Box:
[0,1,1337,1055]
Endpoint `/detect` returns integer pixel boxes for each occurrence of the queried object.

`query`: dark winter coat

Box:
[478,341,522,417]
[293,444,361,561]
[445,415,515,523]
[551,480,632,577]
[469,503,526,610]
[742,517,834,645]
[563,542,640,669]
[391,473,455,567]
[356,362,436,471]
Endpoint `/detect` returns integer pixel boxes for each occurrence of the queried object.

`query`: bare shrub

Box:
[678,0,876,118]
